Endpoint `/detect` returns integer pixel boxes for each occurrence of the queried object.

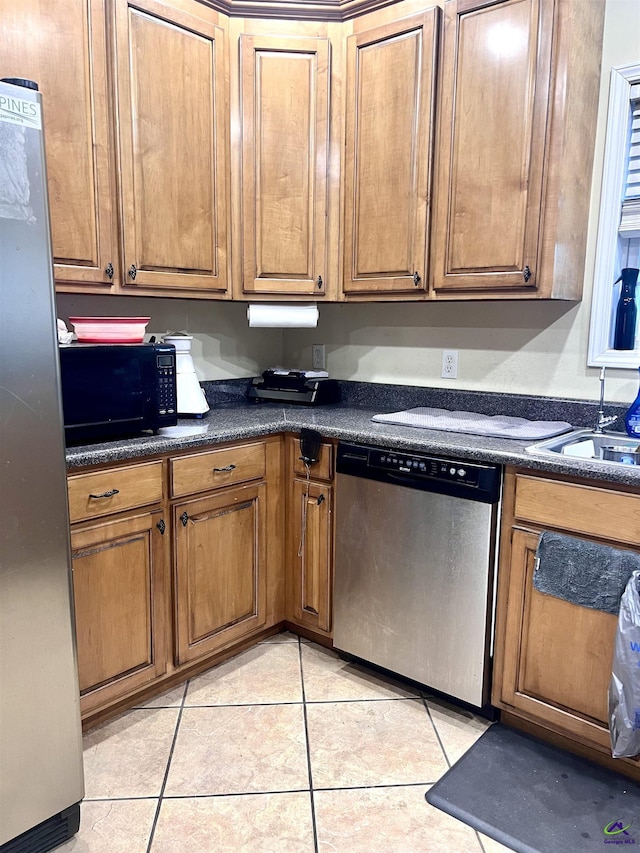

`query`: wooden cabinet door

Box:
[497,529,619,753]
[113,0,229,293]
[239,34,330,297]
[174,483,267,664]
[71,508,168,716]
[1,0,118,288]
[289,479,332,634]
[342,11,438,296]
[431,0,552,293]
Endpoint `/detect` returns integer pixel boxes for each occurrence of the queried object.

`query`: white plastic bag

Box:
[609,570,640,758]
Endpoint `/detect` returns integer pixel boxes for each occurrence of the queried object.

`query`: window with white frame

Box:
[620,84,640,244]
[588,64,640,368]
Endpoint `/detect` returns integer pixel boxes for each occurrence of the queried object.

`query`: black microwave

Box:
[59,343,178,443]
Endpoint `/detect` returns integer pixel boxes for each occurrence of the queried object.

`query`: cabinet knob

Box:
[88,488,120,499]
[128,264,137,280]
[105,262,114,280]
[413,271,421,286]
[317,494,325,506]
[523,266,532,283]
[156,519,166,535]
[213,464,236,473]
[180,511,189,527]
[317,275,323,290]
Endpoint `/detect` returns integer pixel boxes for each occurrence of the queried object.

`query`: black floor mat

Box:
[426,723,640,853]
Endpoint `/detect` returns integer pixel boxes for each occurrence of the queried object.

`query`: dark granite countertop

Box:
[65,380,640,487]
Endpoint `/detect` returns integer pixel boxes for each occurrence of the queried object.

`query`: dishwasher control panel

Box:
[369,449,480,487]
[337,442,501,503]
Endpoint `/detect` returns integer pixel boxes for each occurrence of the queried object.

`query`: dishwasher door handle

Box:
[386,471,423,487]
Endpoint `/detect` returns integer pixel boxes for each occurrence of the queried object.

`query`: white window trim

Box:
[588,61,640,369]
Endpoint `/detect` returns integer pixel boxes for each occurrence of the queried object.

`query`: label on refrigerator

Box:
[0,94,42,129]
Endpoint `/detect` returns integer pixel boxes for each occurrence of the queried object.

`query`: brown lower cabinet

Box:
[173,482,267,664]
[68,436,284,724]
[70,442,640,780]
[288,479,333,634]
[493,468,640,779]
[285,437,335,637]
[70,508,168,717]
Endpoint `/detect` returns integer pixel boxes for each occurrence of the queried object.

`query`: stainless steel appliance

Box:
[0,79,84,851]
[333,442,501,708]
[59,342,178,443]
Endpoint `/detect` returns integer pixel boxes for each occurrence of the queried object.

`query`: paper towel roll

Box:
[247,303,318,328]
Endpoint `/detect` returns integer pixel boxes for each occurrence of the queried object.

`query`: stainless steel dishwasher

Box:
[333,441,501,709]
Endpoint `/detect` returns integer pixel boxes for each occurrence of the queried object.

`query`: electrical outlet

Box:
[441,349,459,379]
[312,344,326,371]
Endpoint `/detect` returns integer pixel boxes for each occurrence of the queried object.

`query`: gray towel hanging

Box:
[533,531,640,615]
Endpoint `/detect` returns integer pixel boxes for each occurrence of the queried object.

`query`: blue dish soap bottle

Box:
[625,368,640,438]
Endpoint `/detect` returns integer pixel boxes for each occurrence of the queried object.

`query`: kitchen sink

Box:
[526,429,640,465]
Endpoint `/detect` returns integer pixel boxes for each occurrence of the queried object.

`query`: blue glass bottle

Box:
[625,368,640,438]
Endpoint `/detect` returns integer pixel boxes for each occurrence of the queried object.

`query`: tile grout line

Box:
[159,788,312,800]
[305,696,419,704]
[313,781,450,792]
[181,699,305,709]
[86,781,448,803]
[421,693,451,770]
[175,696,418,710]
[145,679,189,853]
[421,695,488,853]
[476,834,490,853]
[298,637,320,853]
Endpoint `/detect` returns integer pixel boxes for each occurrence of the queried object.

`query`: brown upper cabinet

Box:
[4,0,604,303]
[342,10,439,297]
[1,0,118,289]
[236,32,331,298]
[430,0,605,299]
[2,0,230,297]
[114,0,230,294]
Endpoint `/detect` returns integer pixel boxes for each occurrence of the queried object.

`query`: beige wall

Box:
[56,294,283,381]
[284,0,640,404]
[57,0,640,404]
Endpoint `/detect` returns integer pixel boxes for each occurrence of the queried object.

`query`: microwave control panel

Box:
[157,353,176,416]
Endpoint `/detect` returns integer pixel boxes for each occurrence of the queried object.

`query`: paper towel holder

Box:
[247,303,319,329]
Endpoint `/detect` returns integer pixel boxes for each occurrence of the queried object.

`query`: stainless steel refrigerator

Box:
[0,79,84,851]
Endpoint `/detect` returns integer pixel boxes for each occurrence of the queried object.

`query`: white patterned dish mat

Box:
[371,407,573,440]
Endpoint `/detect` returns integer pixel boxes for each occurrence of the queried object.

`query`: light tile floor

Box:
[61,632,513,852]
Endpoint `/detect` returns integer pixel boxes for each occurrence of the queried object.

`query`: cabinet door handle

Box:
[156,519,166,535]
[128,264,137,280]
[180,511,189,526]
[213,464,236,473]
[89,488,120,499]
[413,271,421,286]
[523,265,532,283]
[317,275,323,290]
[317,494,325,505]
[105,262,114,280]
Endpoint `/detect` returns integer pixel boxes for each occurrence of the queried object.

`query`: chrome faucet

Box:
[594,367,618,433]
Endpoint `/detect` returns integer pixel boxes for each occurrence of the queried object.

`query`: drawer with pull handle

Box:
[170,442,266,498]
[513,473,640,547]
[291,437,333,481]
[68,461,164,523]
